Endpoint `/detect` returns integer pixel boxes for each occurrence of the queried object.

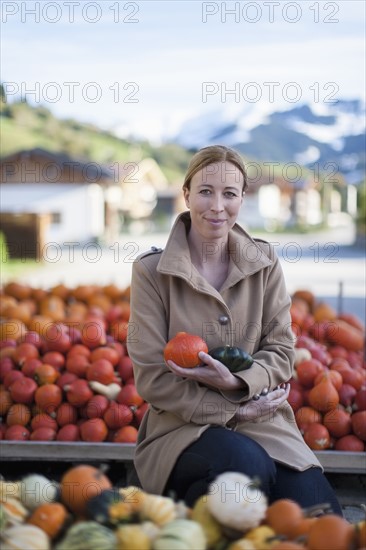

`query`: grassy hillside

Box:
[0,98,191,183]
[0,94,350,192]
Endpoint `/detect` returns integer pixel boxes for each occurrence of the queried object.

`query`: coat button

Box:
[218,315,229,325]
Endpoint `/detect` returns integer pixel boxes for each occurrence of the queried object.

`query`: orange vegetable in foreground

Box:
[60,464,112,516]
[164,332,208,368]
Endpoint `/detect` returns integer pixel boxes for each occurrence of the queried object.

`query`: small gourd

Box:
[19,474,59,511]
[152,519,206,550]
[0,497,29,526]
[86,489,133,525]
[140,494,177,526]
[1,524,51,550]
[244,525,277,549]
[55,521,117,550]
[27,502,68,539]
[116,524,151,550]
[118,486,147,514]
[88,381,121,400]
[227,539,256,550]
[209,346,253,373]
[190,495,222,546]
[0,480,21,501]
[206,472,267,532]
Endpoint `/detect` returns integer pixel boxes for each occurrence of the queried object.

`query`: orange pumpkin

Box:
[27,315,53,337]
[265,498,304,538]
[303,422,331,450]
[268,542,306,550]
[164,332,208,368]
[34,383,63,414]
[0,319,27,342]
[296,359,324,388]
[0,389,13,416]
[113,425,138,443]
[323,407,352,438]
[56,402,78,426]
[292,290,316,313]
[79,418,108,442]
[64,379,93,408]
[4,303,32,325]
[31,413,58,432]
[334,434,364,452]
[86,359,115,385]
[313,302,337,322]
[34,364,60,386]
[326,319,364,352]
[307,514,354,550]
[4,282,32,300]
[338,313,365,333]
[314,369,343,391]
[90,346,120,366]
[308,375,339,412]
[103,283,123,300]
[60,464,112,516]
[50,284,71,301]
[6,403,31,427]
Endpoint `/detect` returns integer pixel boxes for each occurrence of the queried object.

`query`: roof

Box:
[0,148,113,183]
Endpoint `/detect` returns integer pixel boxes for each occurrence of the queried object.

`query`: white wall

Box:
[0,184,105,244]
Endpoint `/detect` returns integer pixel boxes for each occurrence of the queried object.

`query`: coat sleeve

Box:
[127,256,238,426]
[232,244,295,398]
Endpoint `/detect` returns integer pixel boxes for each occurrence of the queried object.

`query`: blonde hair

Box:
[183,145,248,193]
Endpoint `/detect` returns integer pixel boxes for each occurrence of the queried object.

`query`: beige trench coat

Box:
[127,212,321,495]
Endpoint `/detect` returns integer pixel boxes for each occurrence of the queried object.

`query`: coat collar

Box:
[157,212,272,293]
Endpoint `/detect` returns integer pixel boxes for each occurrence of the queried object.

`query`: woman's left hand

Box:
[165,351,246,391]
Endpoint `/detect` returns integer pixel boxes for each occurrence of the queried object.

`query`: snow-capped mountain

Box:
[172,100,366,183]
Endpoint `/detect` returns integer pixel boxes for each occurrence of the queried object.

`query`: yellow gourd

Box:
[244,525,277,549]
[116,524,151,550]
[140,494,177,526]
[0,497,29,526]
[227,539,256,550]
[0,480,21,501]
[190,495,222,546]
[0,524,51,550]
[118,486,147,514]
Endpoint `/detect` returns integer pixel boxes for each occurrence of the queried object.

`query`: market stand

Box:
[0,442,365,474]
[1,442,365,524]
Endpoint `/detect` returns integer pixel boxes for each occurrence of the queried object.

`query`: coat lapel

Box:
[157,211,272,294]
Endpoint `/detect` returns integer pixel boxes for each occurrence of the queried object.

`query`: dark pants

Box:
[164,427,342,514]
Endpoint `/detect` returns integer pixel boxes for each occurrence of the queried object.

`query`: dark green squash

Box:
[86,489,133,525]
[209,346,253,373]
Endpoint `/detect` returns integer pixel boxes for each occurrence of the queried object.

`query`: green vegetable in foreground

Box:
[209,346,253,373]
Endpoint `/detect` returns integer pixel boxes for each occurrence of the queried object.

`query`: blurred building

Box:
[0,148,111,259]
[0,148,177,258]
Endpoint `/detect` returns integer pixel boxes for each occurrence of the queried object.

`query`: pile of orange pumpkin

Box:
[0,282,147,443]
[0,282,365,453]
[0,464,365,549]
[288,290,365,452]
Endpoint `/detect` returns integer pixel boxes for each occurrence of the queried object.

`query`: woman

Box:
[127,145,342,513]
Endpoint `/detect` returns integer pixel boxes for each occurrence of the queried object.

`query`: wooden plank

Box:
[0,442,135,462]
[314,451,365,474]
[0,442,365,474]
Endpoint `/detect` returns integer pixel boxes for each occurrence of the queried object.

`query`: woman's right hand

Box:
[235,384,290,423]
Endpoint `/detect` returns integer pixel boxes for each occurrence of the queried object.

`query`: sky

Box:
[1,0,365,142]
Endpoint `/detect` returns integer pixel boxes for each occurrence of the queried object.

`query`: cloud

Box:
[1,1,365,137]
